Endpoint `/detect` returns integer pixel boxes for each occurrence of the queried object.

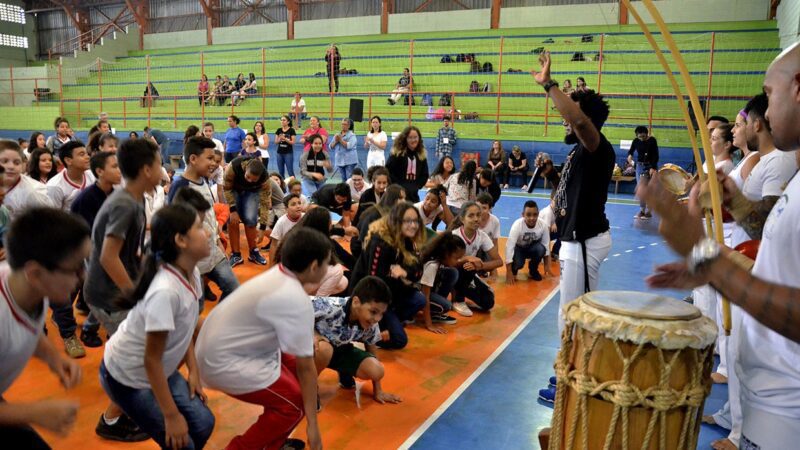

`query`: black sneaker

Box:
[261,240,271,252]
[530,270,543,281]
[431,314,457,325]
[80,329,103,348]
[95,414,149,442]
[338,371,356,390]
[281,438,306,450]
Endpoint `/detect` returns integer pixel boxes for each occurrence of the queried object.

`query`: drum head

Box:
[659,164,690,196]
[582,291,701,321]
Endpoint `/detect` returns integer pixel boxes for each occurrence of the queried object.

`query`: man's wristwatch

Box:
[687,237,721,274]
[542,80,559,93]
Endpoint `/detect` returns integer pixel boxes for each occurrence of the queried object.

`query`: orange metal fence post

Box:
[9,65,14,107]
[146,55,151,128]
[368,93,373,121]
[408,40,414,126]
[543,94,550,137]
[34,78,39,107]
[648,95,654,133]
[329,47,335,128]
[77,98,82,125]
[97,58,103,112]
[174,95,178,129]
[597,33,605,93]
[495,37,505,135]
[58,61,64,117]
[705,31,716,117]
[200,51,206,123]
[123,97,127,128]
[261,48,266,119]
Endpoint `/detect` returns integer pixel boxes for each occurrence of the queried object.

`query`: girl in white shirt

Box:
[99,203,215,450]
[0,141,52,219]
[365,116,387,168]
[443,160,477,215]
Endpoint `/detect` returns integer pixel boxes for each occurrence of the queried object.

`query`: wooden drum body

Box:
[549,291,717,450]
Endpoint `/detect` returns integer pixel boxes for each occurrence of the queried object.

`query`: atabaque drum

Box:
[548,291,717,450]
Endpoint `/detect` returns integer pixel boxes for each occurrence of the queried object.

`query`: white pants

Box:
[712,304,744,447]
[390,87,409,103]
[367,150,385,169]
[558,231,612,334]
[740,403,800,449]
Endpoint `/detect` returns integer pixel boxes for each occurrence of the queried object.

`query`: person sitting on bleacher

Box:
[140,82,159,107]
[507,145,528,188]
[388,68,413,106]
[208,75,222,105]
[232,73,257,106]
[217,75,234,106]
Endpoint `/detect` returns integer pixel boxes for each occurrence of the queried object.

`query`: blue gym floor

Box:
[405,189,729,449]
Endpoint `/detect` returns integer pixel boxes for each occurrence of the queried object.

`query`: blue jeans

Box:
[288,112,308,128]
[453,268,495,311]
[50,301,77,339]
[276,152,294,178]
[302,178,326,196]
[99,361,215,450]
[378,290,426,350]
[233,190,260,227]
[205,259,239,301]
[511,242,546,276]
[430,266,458,314]
[334,164,357,182]
[635,163,650,209]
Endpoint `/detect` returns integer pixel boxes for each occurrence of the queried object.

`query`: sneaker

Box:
[644,211,653,219]
[261,240,271,252]
[431,314,457,325]
[229,253,244,267]
[338,371,356,390]
[452,302,473,317]
[248,250,267,265]
[530,270,543,281]
[548,375,557,387]
[281,438,306,450]
[387,98,395,105]
[538,385,556,403]
[95,414,149,442]
[63,335,86,358]
[79,329,103,348]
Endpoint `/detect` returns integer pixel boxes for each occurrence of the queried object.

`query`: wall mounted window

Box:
[0,33,28,48]
[0,3,25,24]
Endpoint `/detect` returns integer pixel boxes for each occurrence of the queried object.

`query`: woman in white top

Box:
[254,121,270,155]
[365,115,388,168]
[443,159,477,215]
[710,124,736,175]
[99,204,215,450]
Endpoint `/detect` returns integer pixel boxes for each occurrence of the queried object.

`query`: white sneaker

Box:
[452,302,473,317]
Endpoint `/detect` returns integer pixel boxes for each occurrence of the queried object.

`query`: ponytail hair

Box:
[118,203,200,309]
[420,231,466,264]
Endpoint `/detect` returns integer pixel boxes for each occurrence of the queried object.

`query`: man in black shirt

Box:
[532,51,615,402]
[627,126,659,219]
[310,182,355,227]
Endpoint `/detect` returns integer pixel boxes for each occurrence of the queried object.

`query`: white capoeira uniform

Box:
[736,160,800,448]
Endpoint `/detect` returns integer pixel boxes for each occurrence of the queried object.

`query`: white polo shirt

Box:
[414,201,442,226]
[271,212,303,241]
[454,226,493,257]
[480,214,501,241]
[46,169,95,211]
[196,265,314,395]
[4,175,53,219]
[505,217,551,263]
[104,265,201,389]
[738,172,800,419]
[0,268,48,394]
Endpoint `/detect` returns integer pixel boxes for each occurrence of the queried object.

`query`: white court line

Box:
[625,249,633,253]
[612,253,621,257]
[398,287,559,450]
[637,246,646,249]
[650,242,659,246]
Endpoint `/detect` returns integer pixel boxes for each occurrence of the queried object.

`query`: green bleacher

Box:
[12,20,780,148]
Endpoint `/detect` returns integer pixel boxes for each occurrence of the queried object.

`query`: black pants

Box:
[0,424,50,449]
[327,70,339,92]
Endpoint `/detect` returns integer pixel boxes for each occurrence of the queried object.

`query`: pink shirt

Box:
[302,127,329,152]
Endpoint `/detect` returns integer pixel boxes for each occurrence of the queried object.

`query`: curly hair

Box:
[365,201,425,266]
[391,125,427,161]
[570,90,610,130]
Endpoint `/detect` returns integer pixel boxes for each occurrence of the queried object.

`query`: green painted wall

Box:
[296,16,381,40]
[212,23,286,45]
[144,30,207,50]
[628,0,770,24]
[388,9,490,34]
[501,3,619,29]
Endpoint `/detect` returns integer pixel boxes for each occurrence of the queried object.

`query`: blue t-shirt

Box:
[224,127,246,154]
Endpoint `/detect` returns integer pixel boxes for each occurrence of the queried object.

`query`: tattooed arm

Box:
[735,195,779,240]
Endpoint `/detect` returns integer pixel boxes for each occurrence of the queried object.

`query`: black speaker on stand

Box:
[349,99,364,122]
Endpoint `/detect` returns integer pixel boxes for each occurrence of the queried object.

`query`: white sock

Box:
[103,414,120,426]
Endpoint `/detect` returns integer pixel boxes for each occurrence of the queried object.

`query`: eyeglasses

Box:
[402,219,419,226]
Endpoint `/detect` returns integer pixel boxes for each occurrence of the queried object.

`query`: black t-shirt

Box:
[628,137,659,169]
[70,183,109,228]
[554,133,615,242]
[276,127,296,154]
[310,184,352,215]
[509,153,527,171]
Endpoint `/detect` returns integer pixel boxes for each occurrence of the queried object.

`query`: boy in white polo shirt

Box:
[47,141,94,211]
[505,200,553,284]
[268,193,305,266]
[0,207,89,448]
[196,227,331,450]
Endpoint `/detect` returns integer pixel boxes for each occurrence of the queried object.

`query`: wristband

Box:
[542,80,559,93]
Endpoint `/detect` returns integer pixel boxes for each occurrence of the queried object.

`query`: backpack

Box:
[438,93,452,106]
[571,52,586,61]
[466,53,476,62]
[463,112,479,120]
[481,82,490,92]
[532,47,545,55]
[469,80,480,93]
[440,55,453,63]
[581,34,594,43]
[421,93,433,106]
[456,53,466,62]
[482,62,493,72]
[470,60,481,72]
[543,38,554,43]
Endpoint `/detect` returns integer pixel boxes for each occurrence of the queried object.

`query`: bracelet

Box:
[542,80,559,93]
